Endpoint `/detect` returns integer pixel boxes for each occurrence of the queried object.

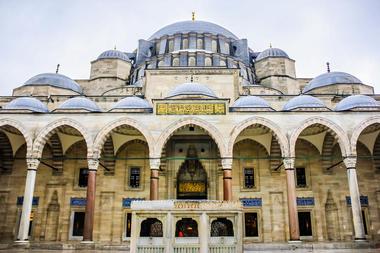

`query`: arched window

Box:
[168,40,174,52]
[224,42,230,54]
[188,57,196,66]
[220,60,226,67]
[210,218,234,236]
[182,38,189,49]
[211,40,218,52]
[205,57,212,66]
[175,218,198,237]
[197,38,203,49]
[140,218,163,237]
[172,58,179,66]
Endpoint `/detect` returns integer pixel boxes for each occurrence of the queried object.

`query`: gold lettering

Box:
[156,103,225,115]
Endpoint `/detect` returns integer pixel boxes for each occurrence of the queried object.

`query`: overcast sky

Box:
[0,0,379,95]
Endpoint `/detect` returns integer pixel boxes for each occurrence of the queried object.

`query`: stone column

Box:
[166,212,173,253]
[222,158,233,201]
[344,157,366,240]
[150,158,160,200]
[283,158,300,241]
[83,159,99,242]
[199,212,209,253]
[16,158,40,242]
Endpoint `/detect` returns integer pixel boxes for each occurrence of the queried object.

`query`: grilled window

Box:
[244,168,255,188]
[129,167,141,188]
[78,168,88,187]
[296,168,307,187]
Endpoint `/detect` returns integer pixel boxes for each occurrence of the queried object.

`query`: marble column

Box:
[150,159,160,200]
[199,212,209,253]
[222,158,233,201]
[283,158,300,241]
[83,159,99,242]
[344,157,366,240]
[16,158,40,242]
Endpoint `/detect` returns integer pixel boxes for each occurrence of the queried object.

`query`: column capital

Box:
[344,156,357,168]
[26,158,39,170]
[283,157,295,169]
[221,158,233,170]
[87,159,99,171]
[150,158,161,170]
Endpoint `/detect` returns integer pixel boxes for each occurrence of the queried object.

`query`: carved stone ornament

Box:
[221,158,233,169]
[343,157,357,168]
[87,159,99,171]
[26,158,40,170]
[150,158,161,170]
[283,157,295,169]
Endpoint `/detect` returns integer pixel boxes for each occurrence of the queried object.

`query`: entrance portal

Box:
[177,145,207,199]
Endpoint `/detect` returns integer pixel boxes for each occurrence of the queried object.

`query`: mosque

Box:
[0,16,379,252]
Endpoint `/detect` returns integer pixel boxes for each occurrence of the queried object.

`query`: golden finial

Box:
[269,43,272,48]
[192,11,195,21]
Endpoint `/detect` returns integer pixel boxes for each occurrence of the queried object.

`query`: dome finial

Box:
[269,43,272,48]
[192,11,195,21]
[55,64,60,74]
[326,62,330,73]
[114,45,117,50]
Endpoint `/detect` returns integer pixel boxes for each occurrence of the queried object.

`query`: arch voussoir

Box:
[228,117,289,158]
[154,117,227,158]
[33,118,94,159]
[0,118,33,158]
[350,116,380,156]
[289,117,350,158]
[93,117,154,159]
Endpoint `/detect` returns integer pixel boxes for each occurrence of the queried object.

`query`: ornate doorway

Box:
[177,145,207,199]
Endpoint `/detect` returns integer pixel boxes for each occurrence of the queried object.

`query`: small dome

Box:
[58,97,101,112]
[335,95,380,111]
[168,82,216,98]
[232,96,272,108]
[303,71,362,93]
[148,20,238,40]
[283,95,326,111]
[24,73,82,94]
[112,96,152,109]
[256,48,289,61]
[4,97,48,113]
[97,50,130,62]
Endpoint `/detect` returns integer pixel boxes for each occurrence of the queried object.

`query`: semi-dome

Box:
[256,47,289,61]
[231,96,272,108]
[58,97,101,112]
[97,50,130,62]
[3,97,49,113]
[303,71,362,93]
[283,95,326,111]
[24,73,82,94]
[335,95,380,111]
[111,96,152,110]
[148,20,238,40]
[167,82,216,98]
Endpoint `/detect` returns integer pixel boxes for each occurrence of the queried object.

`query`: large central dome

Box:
[148,20,238,40]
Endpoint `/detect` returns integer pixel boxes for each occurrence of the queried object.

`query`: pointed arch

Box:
[93,117,153,159]
[154,117,227,158]
[228,117,289,158]
[33,118,93,159]
[0,118,33,158]
[289,117,349,158]
[350,117,380,156]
